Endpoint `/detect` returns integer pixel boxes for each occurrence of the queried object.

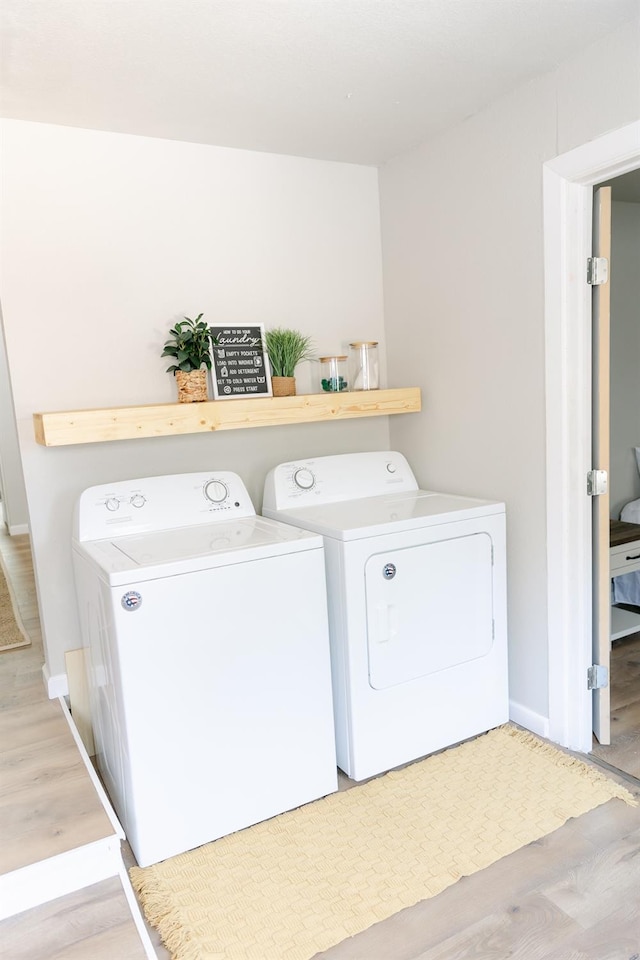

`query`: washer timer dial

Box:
[293,468,315,490]
[204,479,229,504]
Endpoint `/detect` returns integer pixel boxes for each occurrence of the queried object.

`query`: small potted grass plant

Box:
[264,327,314,397]
[162,314,212,402]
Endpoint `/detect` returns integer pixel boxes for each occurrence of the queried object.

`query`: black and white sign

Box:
[209,325,272,400]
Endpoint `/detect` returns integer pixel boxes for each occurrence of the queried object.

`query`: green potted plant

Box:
[162,314,212,402]
[264,327,314,397]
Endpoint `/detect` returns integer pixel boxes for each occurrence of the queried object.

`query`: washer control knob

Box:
[293,468,315,490]
[204,479,229,503]
[105,497,120,512]
[130,494,146,508]
[386,462,397,474]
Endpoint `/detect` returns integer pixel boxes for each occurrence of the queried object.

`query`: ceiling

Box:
[0,0,638,165]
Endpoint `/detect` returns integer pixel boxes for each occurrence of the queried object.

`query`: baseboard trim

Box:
[42,664,69,699]
[509,700,550,739]
[0,835,122,921]
[7,522,29,536]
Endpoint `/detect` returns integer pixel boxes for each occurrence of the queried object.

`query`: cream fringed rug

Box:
[130,725,635,960]
[0,553,30,651]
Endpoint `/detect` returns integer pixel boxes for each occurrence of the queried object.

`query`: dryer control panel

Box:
[263,451,418,510]
[74,472,256,541]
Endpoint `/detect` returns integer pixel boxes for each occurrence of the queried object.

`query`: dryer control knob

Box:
[204,479,229,503]
[293,468,315,490]
[105,497,120,512]
[130,494,146,508]
[386,462,397,474]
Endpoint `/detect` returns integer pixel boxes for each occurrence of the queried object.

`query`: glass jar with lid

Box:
[349,341,379,390]
[319,356,349,393]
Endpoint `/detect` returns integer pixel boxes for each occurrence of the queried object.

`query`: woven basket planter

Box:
[271,376,296,397]
[176,369,208,403]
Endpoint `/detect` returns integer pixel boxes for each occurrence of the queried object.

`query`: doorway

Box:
[544,119,640,756]
[590,169,640,779]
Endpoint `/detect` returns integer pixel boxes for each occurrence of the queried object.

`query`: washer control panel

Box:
[75,471,256,542]
[293,468,316,491]
[102,492,147,513]
[263,451,418,511]
[204,479,229,504]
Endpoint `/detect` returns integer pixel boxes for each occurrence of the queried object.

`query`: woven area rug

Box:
[0,553,30,651]
[130,724,635,960]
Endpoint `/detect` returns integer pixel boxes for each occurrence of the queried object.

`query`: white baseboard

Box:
[42,663,69,699]
[509,699,550,739]
[0,841,157,958]
[7,522,29,536]
[0,835,122,921]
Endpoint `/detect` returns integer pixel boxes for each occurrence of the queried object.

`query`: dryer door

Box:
[365,532,494,690]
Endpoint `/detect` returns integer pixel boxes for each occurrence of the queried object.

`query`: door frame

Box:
[543,120,640,753]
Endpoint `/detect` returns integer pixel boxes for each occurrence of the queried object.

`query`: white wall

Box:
[0,120,389,679]
[2,17,638,709]
[380,19,640,726]
[610,200,640,519]
[0,310,29,533]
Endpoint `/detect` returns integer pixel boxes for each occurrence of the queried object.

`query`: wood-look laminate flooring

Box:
[0,878,150,960]
[129,770,640,960]
[128,777,640,960]
[592,631,640,780]
[0,519,149,960]
[3,518,640,959]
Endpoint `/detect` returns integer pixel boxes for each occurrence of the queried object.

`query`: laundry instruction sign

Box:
[209,325,272,400]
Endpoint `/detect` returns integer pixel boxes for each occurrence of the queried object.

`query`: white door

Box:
[591,185,612,745]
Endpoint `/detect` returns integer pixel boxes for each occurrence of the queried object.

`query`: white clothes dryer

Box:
[72,471,337,867]
[263,452,509,782]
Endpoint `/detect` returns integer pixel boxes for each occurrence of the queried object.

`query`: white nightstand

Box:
[610,519,640,641]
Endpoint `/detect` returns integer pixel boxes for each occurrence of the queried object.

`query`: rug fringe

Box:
[504,725,637,806]
[130,865,226,960]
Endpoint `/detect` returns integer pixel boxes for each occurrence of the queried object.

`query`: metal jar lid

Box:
[349,341,379,347]
[319,355,348,362]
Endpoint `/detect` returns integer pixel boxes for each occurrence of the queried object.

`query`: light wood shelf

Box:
[33,387,421,447]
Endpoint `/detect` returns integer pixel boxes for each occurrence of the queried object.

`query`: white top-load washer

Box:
[263,452,509,782]
[72,471,337,867]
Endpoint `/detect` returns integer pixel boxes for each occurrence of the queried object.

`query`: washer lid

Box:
[265,490,505,541]
[74,515,322,584]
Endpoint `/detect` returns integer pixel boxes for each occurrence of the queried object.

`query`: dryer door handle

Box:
[377,604,399,643]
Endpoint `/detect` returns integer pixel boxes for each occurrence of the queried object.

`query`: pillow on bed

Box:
[621,499,640,524]
[618,448,640,524]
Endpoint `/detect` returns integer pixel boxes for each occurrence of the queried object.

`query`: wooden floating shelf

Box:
[33,387,421,447]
